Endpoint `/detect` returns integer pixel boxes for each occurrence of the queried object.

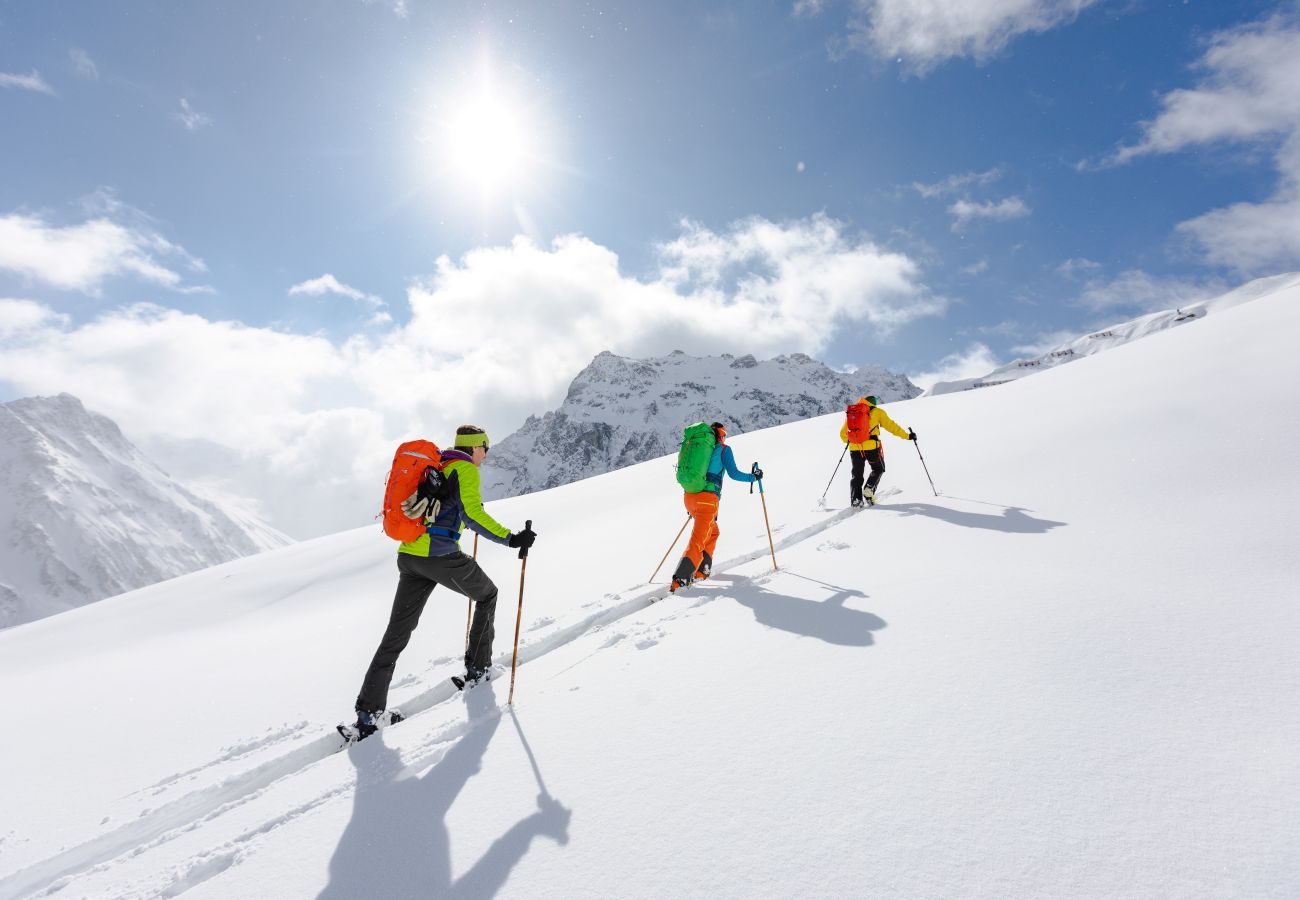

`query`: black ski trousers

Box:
[355,550,498,713]
[849,447,885,502]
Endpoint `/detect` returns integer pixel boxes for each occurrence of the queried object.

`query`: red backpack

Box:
[845,401,873,444]
[381,440,447,542]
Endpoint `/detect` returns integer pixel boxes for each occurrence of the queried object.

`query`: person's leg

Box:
[865,446,886,495]
[422,552,499,673]
[355,555,436,713]
[674,492,719,584]
[849,450,866,505]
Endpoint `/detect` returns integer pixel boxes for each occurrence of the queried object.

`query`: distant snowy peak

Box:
[481,350,920,499]
[926,272,1300,396]
[0,394,291,628]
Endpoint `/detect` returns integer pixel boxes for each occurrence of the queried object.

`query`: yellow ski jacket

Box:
[839,405,910,451]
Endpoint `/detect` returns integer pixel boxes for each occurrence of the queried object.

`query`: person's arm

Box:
[839,422,849,443]
[452,463,513,546]
[721,445,757,483]
[876,408,911,441]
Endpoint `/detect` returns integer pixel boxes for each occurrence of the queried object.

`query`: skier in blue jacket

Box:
[671,422,762,591]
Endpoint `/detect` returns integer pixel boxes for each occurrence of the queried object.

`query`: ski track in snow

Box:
[1,500,872,897]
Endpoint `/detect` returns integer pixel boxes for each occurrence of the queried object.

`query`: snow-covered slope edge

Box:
[1,282,1298,899]
[926,271,1300,395]
[0,393,291,628]
[481,350,919,499]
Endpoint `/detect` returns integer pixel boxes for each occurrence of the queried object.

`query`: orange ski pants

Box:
[682,491,721,570]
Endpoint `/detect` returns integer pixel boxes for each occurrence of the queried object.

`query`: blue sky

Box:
[2,0,1298,534]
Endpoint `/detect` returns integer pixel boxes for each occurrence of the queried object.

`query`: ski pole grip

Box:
[519,519,532,560]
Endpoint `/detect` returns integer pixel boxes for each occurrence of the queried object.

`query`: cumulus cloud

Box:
[1108,14,1300,272]
[1072,270,1227,314]
[0,205,209,295]
[175,98,211,131]
[947,196,1030,231]
[843,0,1101,75]
[69,49,99,79]
[0,70,55,94]
[0,214,944,537]
[911,342,1001,390]
[0,299,68,337]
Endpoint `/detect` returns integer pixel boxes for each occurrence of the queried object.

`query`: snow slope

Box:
[480,350,918,499]
[1,283,1297,899]
[926,271,1300,395]
[0,394,291,628]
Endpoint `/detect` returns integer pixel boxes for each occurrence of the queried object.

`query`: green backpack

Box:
[676,422,717,492]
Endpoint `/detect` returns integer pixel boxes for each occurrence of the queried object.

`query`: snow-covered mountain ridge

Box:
[0,393,291,628]
[926,271,1300,395]
[480,350,919,498]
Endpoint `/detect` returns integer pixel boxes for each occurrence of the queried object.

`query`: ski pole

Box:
[465,533,478,652]
[753,464,778,570]
[649,515,691,583]
[508,520,532,706]
[912,432,938,496]
[819,443,850,503]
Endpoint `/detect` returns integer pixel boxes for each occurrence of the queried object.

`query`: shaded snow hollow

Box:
[0,281,1297,898]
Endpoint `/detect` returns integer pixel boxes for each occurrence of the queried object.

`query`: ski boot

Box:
[670,555,696,592]
[452,664,501,691]
[337,708,402,744]
[695,552,712,582]
[851,497,865,509]
[863,487,876,507]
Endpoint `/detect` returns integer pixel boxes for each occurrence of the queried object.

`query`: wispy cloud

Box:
[1104,13,1300,272]
[289,274,391,324]
[1057,257,1101,278]
[0,198,209,295]
[912,167,1003,199]
[0,299,69,338]
[69,49,99,80]
[1072,270,1227,314]
[948,196,1030,231]
[837,0,1102,75]
[0,70,55,95]
[175,98,212,131]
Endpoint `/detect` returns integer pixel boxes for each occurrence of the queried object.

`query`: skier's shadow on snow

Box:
[709,572,886,647]
[319,682,570,900]
[881,502,1065,534]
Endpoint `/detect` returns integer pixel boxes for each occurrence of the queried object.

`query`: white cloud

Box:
[947,196,1030,231]
[962,259,990,275]
[0,299,68,337]
[1072,270,1226,314]
[1108,14,1300,272]
[912,167,1003,199]
[1057,257,1101,278]
[290,274,390,325]
[0,207,210,295]
[911,342,1001,390]
[793,0,826,18]
[175,98,212,131]
[0,214,944,537]
[0,70,55,94]
[0,200,209,294]
[69,49,99,80]
[846,0,1101,75]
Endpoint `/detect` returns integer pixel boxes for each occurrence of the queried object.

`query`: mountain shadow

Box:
[710,572,886,647]
[319,683,570,900]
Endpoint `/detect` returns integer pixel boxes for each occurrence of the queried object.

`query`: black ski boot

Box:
[695,551,713,581]
[670,555,696,592]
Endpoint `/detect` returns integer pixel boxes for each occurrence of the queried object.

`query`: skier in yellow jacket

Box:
[839,396,915,507]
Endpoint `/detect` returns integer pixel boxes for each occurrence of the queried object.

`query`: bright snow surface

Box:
[1,282,1297,899]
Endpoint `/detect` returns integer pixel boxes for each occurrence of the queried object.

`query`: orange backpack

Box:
[381,440,447,542]
[845,401,873,444]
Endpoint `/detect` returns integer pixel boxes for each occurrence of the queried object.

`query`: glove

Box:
[908,428,917,441]
[751,465,764,480]
[508,526,537,550]
[400,491,430,521]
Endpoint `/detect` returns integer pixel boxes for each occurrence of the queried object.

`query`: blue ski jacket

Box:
[704,444,756,497]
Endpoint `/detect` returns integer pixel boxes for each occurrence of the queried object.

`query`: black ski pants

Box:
[849,447,886,502]
[355,550,498,713]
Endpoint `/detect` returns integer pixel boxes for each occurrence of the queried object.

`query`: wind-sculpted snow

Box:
[0,393,290,627]
[480,350,920,499]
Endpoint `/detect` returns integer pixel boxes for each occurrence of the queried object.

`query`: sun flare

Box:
[441,91,530,194]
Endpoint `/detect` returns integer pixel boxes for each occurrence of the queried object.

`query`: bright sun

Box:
[441,91,529,194]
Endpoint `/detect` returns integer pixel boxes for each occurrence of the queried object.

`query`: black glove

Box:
[751,464,764,480]
[508,526,537,550]
[908,428,917,441]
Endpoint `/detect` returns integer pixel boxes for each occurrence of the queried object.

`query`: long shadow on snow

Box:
[708,572,886,647]
[319,682,570,900]
[879,502,1066,534]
